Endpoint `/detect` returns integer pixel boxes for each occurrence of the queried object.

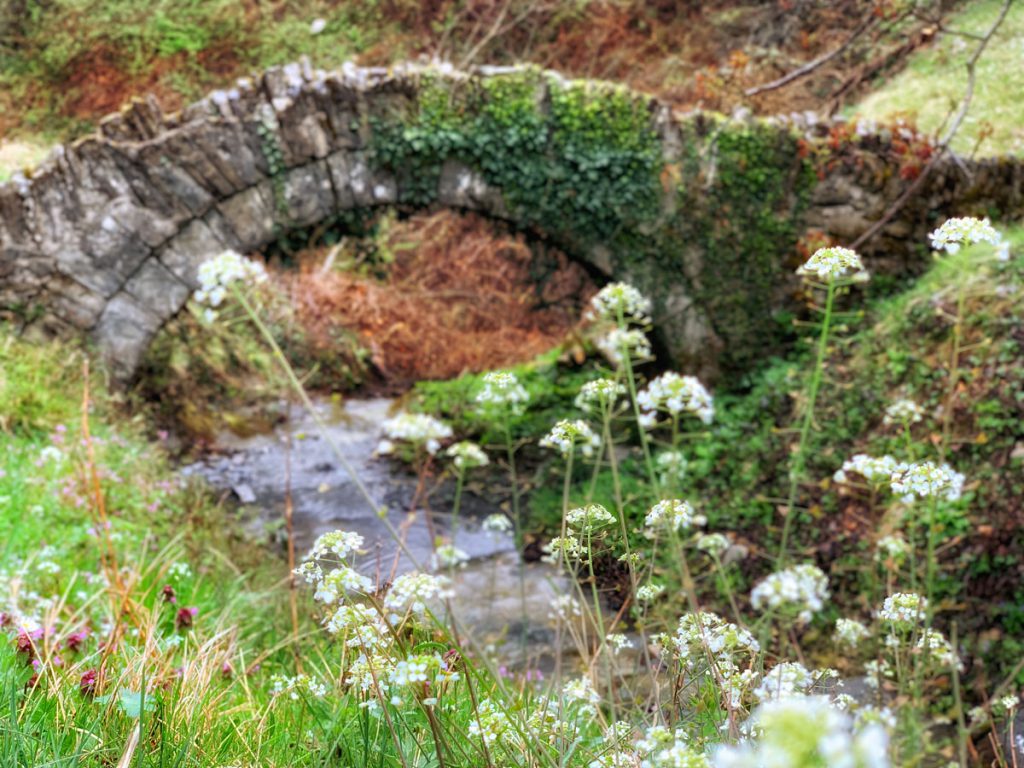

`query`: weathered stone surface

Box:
[122,258,192,320]
[1,61,1022,382]
[159,217,232,288]
[217,182,277,251]
[93,292,163,378]
[281,161,335,226]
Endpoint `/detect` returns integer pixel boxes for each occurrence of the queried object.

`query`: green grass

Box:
[852,0,1024,156]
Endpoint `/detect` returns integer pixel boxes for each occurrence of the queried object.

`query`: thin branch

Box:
[850,0,1014,251]
[745,12,879,97]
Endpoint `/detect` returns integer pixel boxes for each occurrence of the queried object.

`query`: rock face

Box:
[1,61,1022,380]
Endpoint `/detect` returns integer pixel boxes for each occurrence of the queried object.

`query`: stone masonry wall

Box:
[0,60,1021,380]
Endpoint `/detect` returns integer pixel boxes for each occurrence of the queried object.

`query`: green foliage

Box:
[410,346,598,445]
[0,331,88,434]
[370,69,663,242]
[663,120,817,373]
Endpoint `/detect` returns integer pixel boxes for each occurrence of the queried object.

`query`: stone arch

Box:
[1,61,1022,381]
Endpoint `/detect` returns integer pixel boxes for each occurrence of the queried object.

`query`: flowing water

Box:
[183,396,569,663]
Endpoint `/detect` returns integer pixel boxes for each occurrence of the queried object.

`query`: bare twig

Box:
[745,11,879,97]
[850,0,1014,251]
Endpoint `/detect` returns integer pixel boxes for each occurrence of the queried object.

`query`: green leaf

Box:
[118,689,155,719]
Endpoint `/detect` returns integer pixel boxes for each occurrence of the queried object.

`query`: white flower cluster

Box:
[645,499,706,534]
[889,461,964,501]
[445,441,489,469]
[833,454,899,485]
[387,652,459,706]
[384,571,453,615]
[596,328,653,367]
[661,612,760,682]
[378,413,453,455]
[915,628,962,671]
[475,371,529,412]
[549,594,582,622]
[696,533,730,558]
[638,373,714,425]
[308,530,364,560]
[605,633,634,656]
[875,534,910,564]
[194,251,267,321]
[928,216,1002,254]
[877,592,927,629]
[712,697,889,768]
[752,662,838,703]
[482,513,512,534]
[563,676,601,713]
[635,583,665,603]
[575,379,626,412]
[656,450,688,485]
[750,564,829,624]
[314,566,373,603]
[324,603,389,647]
[431,543,470,570]
[834,618,870,648]
[539,419,600,458]
[567,503,617,533]
[588,282,652,325]
[796,246,866,282]
[883,399,924,425]
[269,673,328,700]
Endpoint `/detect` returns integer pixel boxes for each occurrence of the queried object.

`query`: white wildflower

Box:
[563,676,601,711]
[929,217,1002,254]
[712,696,889,768]
[883,399,924,425]
[695,533,730,558]
[916,628,962,671]
[753,662,837,703]
[638,373,714,425]
[750,564,829,624]
[482,513,512,534]
[194,251,267,320]
[540,419,600,458]
[432,543,470,570]
[834,618,871,647]
[797,246,865,281]
[877,592,927,629]
[890,461,963,501]
[656,450,688,485]
[308,530,364,561]
[567,503,617,533]
[588,282,652,325]
[635,583,665,603]
[475,371,529,412]
[445,441,489,469]
[380,413,453,455]
[606,633,634,655]
[875,534,910,564]
[834,454,899,485]
[645,499,705,534]
[549,594,582,622]
[575,379,626,412]
[596,328,652,366]
[384,572,452,614]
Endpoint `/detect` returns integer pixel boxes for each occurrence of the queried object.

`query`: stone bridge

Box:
[1,60,1022,380]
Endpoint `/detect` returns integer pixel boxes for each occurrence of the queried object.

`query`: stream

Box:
[182,396,569,663]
